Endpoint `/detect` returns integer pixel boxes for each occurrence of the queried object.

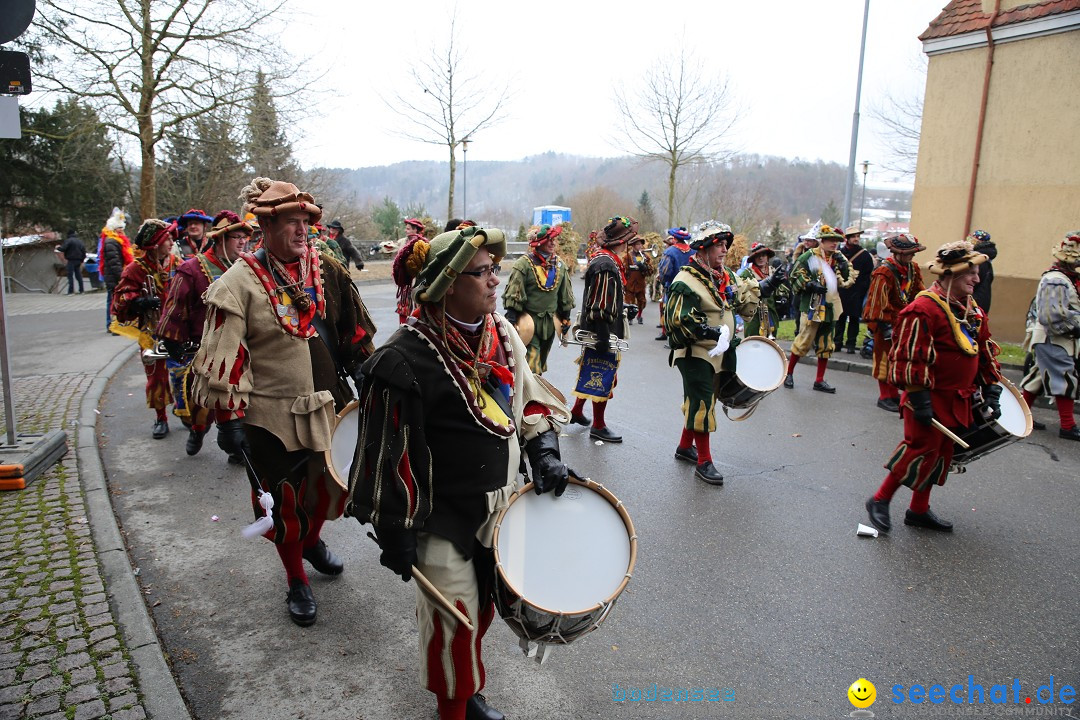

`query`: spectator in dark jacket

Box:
[102,231,127,333]
[58,230,87,294]
[969,229,996,313]
[835,226,876,352]
[326,220,364,270]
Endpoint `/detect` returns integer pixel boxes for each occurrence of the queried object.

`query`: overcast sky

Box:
[287,0,946,184]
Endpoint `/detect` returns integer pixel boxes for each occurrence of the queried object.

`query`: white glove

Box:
[708,326,730,358]
[242,491,275,538]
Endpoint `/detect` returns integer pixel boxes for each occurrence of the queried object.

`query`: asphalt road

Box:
[97,279,1079,720]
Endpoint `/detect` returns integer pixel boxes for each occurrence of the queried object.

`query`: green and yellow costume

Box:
[502,250,574,374]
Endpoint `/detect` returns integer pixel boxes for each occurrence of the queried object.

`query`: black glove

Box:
[907,389,934,426]
[375,527,417,582]
[356,260,365,271]
[503,308,520,325]
[1067,325,1080,339]
[524,429,572,497]
[982,384,1003,421]
[758,274,778,298]
[593,321,611,355]
[133,296,161,313]
[880,323,893,342]
[699,324,723,341]
[162,338,185,363]
[805,281,827,295]
[625,304,639,322]
[215,418,250,459]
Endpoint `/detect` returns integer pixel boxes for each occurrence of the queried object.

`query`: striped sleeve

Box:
[664,281,708,348]
[583,267,621,325]
[888,306,935,389]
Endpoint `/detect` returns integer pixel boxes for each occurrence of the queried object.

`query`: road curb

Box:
[77,344,194,720]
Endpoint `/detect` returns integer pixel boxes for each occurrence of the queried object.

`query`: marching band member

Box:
[175,208,214,259]
[349,226,572,720]
[391,217,429,323]
[568,216,636,442]
[1020,231,1080,440]
[865,240,1001,534]
[502,223,575,374]
[191,177,377,627]
[624,234,654,325]
[785,224,858,393]
[665,223,763,485]
[862,233,926,413]
[112,219,180,439]
[655,227,693,341]
[156,210,252,460]
[738,242,789,338]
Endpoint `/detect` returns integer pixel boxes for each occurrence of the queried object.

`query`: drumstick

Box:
[901,403,971,449]
[412,566,475,632]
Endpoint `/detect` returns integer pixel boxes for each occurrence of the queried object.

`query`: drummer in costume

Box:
[1019,231,1080,441]
[391,218,429,324]
[190,177,377,627]
[738,242,789,338]
[655,227,693,341]
[865,240,1001,534]
[862,233,926,413]
[502,224,575,374]
[348,226,573,720]
[784,224,858,393]
[624,234,654,325]
[176,208,214,259]
[112,219,181,439]
[568,216,636,443]
[665,223,763,485]
[156,210,253,460]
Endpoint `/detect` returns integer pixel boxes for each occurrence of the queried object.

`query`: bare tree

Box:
[34,0,299,218]
[566,186,634,240]
[681,163,771,243]
[384,11,509,222]
[614,47,740,228]
[870,55,927,177]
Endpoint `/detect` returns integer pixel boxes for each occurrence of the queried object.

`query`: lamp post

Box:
[841,0,871,231]
[859,160,871,231]
[462,137,470,219]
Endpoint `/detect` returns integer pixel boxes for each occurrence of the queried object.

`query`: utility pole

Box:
[842,0,871,231]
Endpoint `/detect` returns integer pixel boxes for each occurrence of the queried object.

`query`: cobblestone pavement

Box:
[0,373,147,720]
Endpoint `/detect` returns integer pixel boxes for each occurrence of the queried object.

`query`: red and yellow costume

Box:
[863,255,925,403]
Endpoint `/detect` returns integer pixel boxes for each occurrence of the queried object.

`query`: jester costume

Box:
[623,240,654,322]
[738,245,789,338]
[502,226,574,374]
[655,228,693,339]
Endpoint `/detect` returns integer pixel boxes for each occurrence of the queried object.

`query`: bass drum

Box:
[950,378,1032,469]
[713,336,787,420]
[325,400,359,492]
[492,477,636,656]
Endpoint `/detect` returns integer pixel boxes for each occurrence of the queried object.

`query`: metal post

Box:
[0,242,18,446]
[859,160,871,231]
[842,0,871,231]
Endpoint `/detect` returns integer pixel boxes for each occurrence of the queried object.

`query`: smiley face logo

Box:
[848,678,876,709]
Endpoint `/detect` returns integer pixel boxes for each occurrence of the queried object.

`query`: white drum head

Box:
[735,337,786,391]
[497,484,630,613]
[329,402,359,486]
[995,381,1030,437]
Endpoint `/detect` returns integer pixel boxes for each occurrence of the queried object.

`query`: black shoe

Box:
[637,317,643,325]
[589,426,623,443]
[813,380,836,394]
[655,334,666,341]
[302,539,344,576]
[783,374,794,389]
[465,693,505,720]
[876,398,900,413]
[844,345,856,354]
[569,413,590,426]
[694,461,724,485]
[1060,426,1080,441]
[185,428,206,456]
[865,497,891,533]
[674,446,698,464]
[286,579,317,626]
[1032,419,1046,431]
[152,420,169,439]
[904,508,953,532]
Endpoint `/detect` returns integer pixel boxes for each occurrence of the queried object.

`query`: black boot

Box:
[286,579,317,626]
[465,693,505,720]
[302,539,344,576]
[216,419,249,464]
[185,428,207,456]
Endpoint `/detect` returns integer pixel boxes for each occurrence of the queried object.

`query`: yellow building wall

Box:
[911,29,1080,343]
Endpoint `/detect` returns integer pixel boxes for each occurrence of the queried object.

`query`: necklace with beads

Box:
[266,249,313,312]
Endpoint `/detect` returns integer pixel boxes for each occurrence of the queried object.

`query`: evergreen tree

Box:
[158,111,247,214]
[765,221,787,249]
[246,70,300,179]
[371,197,402,240]
[821,199,841,227]
[517,223,528,242]
[636,190,658,233]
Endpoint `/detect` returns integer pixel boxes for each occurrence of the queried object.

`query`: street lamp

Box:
[859,160,872,231]
[462,137,470,219]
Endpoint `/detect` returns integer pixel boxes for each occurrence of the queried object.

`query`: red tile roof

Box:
[920,0,1080,40]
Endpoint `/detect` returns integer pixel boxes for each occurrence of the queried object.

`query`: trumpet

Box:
[141,341,169,366]
[564,328,630,352]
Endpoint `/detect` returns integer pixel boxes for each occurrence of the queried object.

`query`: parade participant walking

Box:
[502,223,575,374]
[624,234,654,325]
[326,220,365,271]
[655,227,693,341]
[191,177,377,627]
[156,210,252,459]
[738,242,789,338]
[1020,231,1080,440]
[787,228,820,333]
[112,219,181,439]
[349,225,573,720]
[865,240,1001,534]
[391,218,429,323]
[176,209,214,259]
[569,216,636,442]
[99,208,134,332]
[863,233,926,412]
[58,229,87,294]
[785,224,858,392]
[835,226,875,353]
[665,223,763,485]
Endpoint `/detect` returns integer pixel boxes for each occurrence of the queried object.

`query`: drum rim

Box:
[324,399,360,492]
[998,377,1033,438]
[735,335,787,393]
[492,476,638,618]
